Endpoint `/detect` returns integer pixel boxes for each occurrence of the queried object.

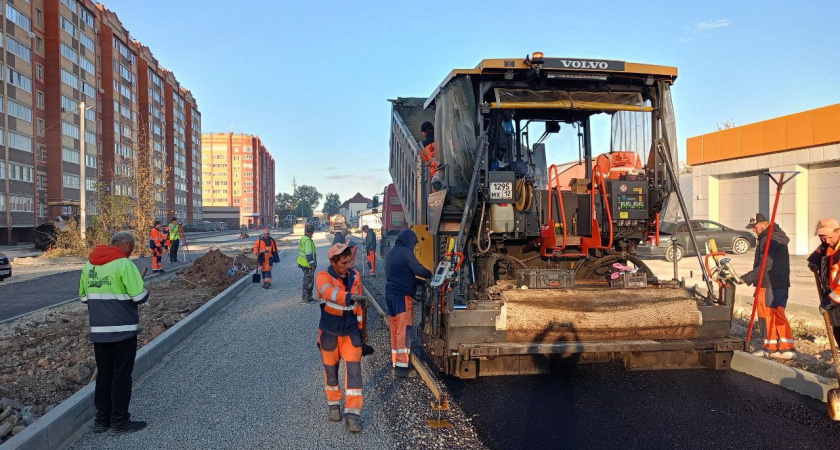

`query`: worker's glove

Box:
[351,294,367,306]
[740,272,757,287]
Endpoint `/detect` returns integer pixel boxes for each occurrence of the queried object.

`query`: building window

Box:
[36,64,43,81]
[37,118,45,136]
[62,173,80,189]
[8,132,33,152]
[6,4,32,32]
[8,68,32,93]
[79,33,94,52]
[60,69,79,89]
[62,121,80,139]
[5,36,31,63]
[62,147,80,164]
[35,37,43,53]
[36,8,43,26]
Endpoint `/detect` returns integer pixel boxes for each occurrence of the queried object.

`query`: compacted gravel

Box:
[68,232,485,450]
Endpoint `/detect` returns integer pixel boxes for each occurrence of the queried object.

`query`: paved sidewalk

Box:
[68,233,402,449]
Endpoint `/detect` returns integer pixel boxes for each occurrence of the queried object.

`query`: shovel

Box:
[813,270,840,421]
[227,256,238,277]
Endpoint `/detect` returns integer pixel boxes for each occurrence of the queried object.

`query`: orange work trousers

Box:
[151,247,163,271]
[366,250,376,274]
[258,253,273,283]
[388,295,413,368]
[756,288,795,352]
[318,331,363,417]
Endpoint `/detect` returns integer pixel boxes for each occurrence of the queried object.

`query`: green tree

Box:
[275,192,298,225]
[293,185,323,219]
[323,193,341,217]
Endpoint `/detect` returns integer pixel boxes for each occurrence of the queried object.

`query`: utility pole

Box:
[79,101,86,241]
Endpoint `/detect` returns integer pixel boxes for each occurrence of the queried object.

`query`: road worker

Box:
[742,213,795,359]
[297,223,317,303]
[384,229,433,377]
[361,225,377,275]
[166,217,181,263]
[253,228,279,289]
[420,121,439,178]
[808,218,840,346]
[333,228,350,245]
[149,220,168,274]
[316,243,367,433]
[80,231,149,435]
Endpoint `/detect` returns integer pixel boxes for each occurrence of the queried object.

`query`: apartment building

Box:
[201,132,275,228]
[0,0,202,244]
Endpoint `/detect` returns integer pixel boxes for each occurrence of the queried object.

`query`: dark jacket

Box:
[741,225,790,289]
[332,232,346,245]
[385,229,433,298]
[364,230,377,252]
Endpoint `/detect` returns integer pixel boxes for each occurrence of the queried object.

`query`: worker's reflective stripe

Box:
[320,284,331,295]
[320,300,355,311]
[80,296,88,304]
[830,291,840,304]
[345,389,362,397]
[331,290,339,302]
[357,315,363,322]
[344,408,361,416]
[393,349,409,354]
[85,292,132,301]
[132,289,149,303]
[325,385,340,391]
[90,324,139,333]
[395,362,409,368]
[327,400,340,406]
[779,338,795,344]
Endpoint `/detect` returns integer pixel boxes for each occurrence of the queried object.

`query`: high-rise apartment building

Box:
[201,133,275,228]
[0,0,202,244]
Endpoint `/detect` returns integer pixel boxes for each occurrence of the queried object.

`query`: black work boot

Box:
[395,367,419,378]
[91,419,110,433]
[110,420,147,435]
[344,414,362,433]
[328,406,342,422]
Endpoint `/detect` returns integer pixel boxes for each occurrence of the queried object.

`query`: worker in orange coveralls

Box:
[149,221,168,274]
[253,228,278,289]
[316,243,367,434]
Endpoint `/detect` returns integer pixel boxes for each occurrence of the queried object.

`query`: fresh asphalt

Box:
[0,231,258,322]
[446,362,840,449]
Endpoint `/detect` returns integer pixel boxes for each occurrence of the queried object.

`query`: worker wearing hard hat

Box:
[742,213,795,360]
[316,243,367,433]
[253,228,279,289]
[808,217,840,346]
[297,224,317,303]
[384,229,433,377]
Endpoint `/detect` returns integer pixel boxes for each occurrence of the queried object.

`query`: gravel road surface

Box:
[68,232,483,449]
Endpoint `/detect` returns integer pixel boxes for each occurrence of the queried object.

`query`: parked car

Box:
[0,252,11,282]
[637,220,756,262]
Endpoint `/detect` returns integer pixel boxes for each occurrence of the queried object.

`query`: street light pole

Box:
[79,101,86,241]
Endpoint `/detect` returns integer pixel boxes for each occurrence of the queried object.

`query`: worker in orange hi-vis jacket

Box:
[316,243,366,434]
[253,228,278,289]
[149,221,168,274]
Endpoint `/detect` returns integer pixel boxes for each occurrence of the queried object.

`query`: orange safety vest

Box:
[421,142,439,177]
[824,242,840,305]
[316,268,363,332]
[150,228,167,248]
[253,237,277,256]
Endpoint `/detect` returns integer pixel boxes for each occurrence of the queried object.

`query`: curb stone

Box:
[0,270,255,450]
[731,351,839,402]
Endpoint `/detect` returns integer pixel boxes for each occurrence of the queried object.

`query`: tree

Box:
[293,185,323,219]
[323,193,341,217]
[716,119,735,131]
[275,192,298,225]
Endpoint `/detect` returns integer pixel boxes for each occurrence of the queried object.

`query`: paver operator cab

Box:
[388,53,745,379]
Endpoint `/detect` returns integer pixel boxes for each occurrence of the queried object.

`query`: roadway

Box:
[445,363,840,449]
[0,231,262,322]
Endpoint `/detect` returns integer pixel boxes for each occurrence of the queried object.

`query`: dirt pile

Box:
[0,253,246,443]
[180,249,248,292]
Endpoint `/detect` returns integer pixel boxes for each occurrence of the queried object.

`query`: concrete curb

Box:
[731,351,839,402]
[0,270,256,450]
[12,256,86,266]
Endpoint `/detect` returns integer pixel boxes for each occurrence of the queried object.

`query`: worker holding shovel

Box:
[253,228,279,289]
[807,217,840,420]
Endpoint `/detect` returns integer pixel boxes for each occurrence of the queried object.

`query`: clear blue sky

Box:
[107,0,840,207]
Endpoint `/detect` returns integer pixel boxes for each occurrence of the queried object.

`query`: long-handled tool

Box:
[181,227,192,263]
[746,171,799,348]
[812,269,840,420]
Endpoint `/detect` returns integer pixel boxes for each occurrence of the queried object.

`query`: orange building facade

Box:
[200,133,275,228]
[688,104,840,254]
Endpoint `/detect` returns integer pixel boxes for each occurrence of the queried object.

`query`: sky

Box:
[105,0,840,207]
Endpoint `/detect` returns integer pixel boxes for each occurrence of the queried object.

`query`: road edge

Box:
[0,270,255,450]
[731,350,839,402]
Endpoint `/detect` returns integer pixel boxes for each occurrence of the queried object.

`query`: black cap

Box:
[746,213,769,229]
[421,121,434,133]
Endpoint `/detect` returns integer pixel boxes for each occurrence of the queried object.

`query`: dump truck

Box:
[329,214,346,234]
[380,183,407,259]
[388,53,744,379]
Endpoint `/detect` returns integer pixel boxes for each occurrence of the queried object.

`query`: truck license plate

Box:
[0,270,9,276]
[489,182,513,200]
